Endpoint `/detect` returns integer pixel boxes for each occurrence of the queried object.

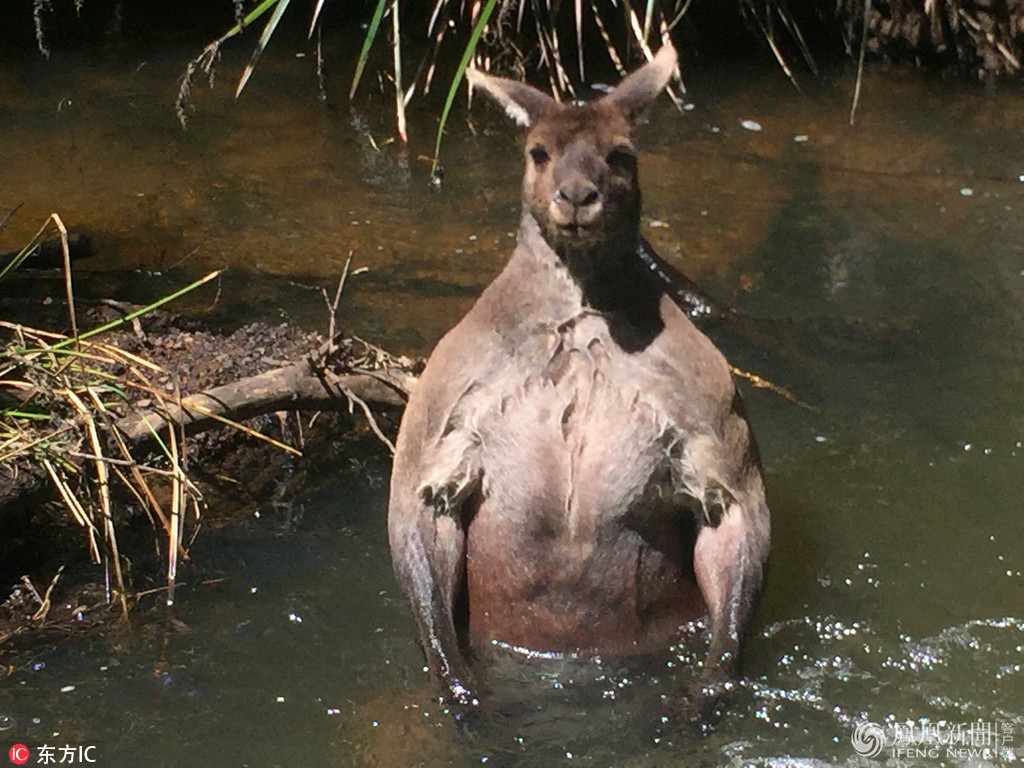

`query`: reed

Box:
[176,0,1023,165]
[0,216,224,620]
[178,0,688,168]
[25,2,1023,168]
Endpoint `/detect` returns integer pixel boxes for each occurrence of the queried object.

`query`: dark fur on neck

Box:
[532,209,665,353]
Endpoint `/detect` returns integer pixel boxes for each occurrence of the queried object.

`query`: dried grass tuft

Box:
[1,216,223,620]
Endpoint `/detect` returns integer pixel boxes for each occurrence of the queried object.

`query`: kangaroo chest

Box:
[459,310,705,654]
[474,309,679,537]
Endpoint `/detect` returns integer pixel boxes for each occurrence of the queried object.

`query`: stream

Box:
[1,18,1023,768]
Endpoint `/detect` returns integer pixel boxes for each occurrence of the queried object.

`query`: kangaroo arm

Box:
[390,503,475,703]
[388,425,482,705]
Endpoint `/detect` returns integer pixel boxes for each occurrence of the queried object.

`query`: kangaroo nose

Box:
[554,183,600,208]
[551,180,602,228]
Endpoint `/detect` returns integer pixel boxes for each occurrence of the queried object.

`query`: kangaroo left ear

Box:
[466,69,558,128]
[601,42,678,123]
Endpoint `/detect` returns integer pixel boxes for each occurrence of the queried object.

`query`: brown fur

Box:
[387,43,770,708]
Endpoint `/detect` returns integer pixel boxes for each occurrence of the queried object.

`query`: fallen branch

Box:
[115,335,419,446]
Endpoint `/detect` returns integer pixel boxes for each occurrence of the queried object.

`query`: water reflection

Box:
[1,31,1023,768]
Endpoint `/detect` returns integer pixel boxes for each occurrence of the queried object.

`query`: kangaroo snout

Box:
[551,178,602,228]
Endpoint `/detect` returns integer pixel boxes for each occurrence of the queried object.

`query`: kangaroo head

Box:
[467,44,677,260]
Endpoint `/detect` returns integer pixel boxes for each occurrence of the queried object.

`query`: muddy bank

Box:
[0,299,414,663]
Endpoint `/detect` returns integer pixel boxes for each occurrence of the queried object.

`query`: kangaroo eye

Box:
[529,145,550,166]
[606,146,635,170]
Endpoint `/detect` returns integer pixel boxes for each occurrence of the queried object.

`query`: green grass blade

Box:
[0,216,57,283]
[236,0,293,97]
[49,270,222,352]
[3,411,50,421]
[91,383,130,401]
[0,244,35,283]
[643,0,655,40]
[431,0,499,175]
[225,0,283,40]
[350,0,389,100]
[200,0,285,57]
[8,349,125,377]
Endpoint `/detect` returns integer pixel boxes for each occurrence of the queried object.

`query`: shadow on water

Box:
[1,21,1023,767]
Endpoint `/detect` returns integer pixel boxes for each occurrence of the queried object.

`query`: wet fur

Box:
[388,43,770,708]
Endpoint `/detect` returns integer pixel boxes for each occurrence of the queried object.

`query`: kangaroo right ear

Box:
[466,69,558,128]
[601,42,678,123]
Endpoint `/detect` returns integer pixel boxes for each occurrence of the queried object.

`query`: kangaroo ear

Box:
[466,69,558,128]
[601,42,678,123]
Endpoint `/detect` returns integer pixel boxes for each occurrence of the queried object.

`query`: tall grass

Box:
[26,1,1024,156]
[1,214,222,616]
[176,0,690,170]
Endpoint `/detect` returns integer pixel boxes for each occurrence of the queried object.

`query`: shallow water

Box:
[1,24,1024,768]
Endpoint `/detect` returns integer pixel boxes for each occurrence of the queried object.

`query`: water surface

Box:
[1,30,1023,767]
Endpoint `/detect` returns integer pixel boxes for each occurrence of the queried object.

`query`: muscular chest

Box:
[472,312,679,530]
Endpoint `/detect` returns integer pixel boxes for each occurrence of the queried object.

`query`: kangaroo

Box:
[388,42,770,715]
